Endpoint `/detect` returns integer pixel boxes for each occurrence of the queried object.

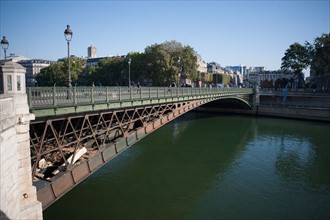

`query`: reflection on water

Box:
[44,113,330,220]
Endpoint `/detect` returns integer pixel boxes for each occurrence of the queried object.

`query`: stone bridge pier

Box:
[0,61,42,219]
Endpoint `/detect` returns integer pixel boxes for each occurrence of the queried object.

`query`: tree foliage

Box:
[92,56,126,86]
[144,41,198,86]
[35,41,198,87]
[36,57,84,86]
[281,42,312,76]
[310,33,330,76]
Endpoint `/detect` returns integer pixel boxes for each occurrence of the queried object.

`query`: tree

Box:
[36,57,84,86]
[281,42,312,88]
[310,33,330,76]
[281,42,312,76]
[92,56,126,86]
[144,41,198,86]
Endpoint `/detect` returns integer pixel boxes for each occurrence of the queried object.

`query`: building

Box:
[86,57,107,67]
[247,69,294,88]
[18,59,54,86]
[87,45,97,58]
[207,62,224,74]
[86,55,126,67]
[226,65,247,76]
[197,58,207,74]
[0,54,29,63]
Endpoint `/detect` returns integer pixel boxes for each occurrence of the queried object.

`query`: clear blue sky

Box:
[1,0,329,71]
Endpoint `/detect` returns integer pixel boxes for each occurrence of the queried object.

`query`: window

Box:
[17,75,21,91]
[7,75,12,91]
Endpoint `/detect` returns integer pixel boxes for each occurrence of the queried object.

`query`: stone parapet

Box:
[0,62,42,219]
[0,97,21,219]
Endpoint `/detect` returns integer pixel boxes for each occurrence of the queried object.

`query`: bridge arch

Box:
[201,96,252,110]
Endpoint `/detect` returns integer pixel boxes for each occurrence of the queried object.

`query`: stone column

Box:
[0,61,42,219]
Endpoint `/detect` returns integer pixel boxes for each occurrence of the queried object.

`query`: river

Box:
[44,112,330,220]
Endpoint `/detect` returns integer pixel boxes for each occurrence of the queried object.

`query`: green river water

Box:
[44,112,330,220]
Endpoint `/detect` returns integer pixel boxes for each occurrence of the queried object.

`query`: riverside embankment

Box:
[198,90,330,122]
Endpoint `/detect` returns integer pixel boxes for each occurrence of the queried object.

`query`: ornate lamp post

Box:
[1,36,9,61]
[64,25,73,88]
[177,57,181,86]
[128,58,131,87]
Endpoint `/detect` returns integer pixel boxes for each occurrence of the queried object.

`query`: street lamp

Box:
[128,58,131,87]
[1,36,9,61]
[177,57,181,86]
[64,25,73,88]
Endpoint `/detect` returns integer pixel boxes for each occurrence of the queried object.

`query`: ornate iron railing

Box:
[27,86,253,109]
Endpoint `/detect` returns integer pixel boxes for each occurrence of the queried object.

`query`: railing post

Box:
[73,87,77,104]
[157,87,159,98]
[149,87,151,98]
[130,87,132,100]
[53,86,56,106]
[106,87,109,102]
[119,87,122,101]
[91,86,94,103]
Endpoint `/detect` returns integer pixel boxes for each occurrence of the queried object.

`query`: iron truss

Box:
[30,99,210,209]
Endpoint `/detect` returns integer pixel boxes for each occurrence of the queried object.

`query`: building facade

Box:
[87,45,97,58]
[18,59,54,86]
[247,69,294,88]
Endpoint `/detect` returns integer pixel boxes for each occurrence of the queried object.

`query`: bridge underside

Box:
[31,98,218,209]
[202,97,252,109]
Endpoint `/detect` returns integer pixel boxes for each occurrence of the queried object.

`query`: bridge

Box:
[0,61,256,219]
[27,86,254,209]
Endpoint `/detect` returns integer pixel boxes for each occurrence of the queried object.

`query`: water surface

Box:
[44,113,330,220]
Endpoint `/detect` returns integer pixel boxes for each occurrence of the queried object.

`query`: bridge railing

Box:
[27,86,253,109]
[259,89,330,97]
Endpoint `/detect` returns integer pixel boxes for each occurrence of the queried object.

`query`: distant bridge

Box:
[27,86,255,209]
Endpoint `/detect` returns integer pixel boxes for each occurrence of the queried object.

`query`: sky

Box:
[0,0,329,72]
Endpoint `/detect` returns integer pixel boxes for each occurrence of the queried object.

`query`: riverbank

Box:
[197,106,330,122]
[197,91,330,122]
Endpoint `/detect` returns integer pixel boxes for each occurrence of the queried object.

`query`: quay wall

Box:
[197,93,330,122]
[257,93,330,122]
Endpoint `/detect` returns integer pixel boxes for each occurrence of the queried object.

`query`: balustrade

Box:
[27,86,253,109]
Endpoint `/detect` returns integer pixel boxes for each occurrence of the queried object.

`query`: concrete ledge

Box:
[257,106,330,122]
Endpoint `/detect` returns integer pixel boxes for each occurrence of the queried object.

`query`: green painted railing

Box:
[27,86,253,109]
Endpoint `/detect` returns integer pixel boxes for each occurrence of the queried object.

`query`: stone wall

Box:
[0,94,43,219]
[0,61,42,219]
[0,97,20,219]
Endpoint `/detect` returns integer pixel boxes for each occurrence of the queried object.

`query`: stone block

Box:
[20,187,38,208]
[14,105,30,115]
[17,147,31,161]
[15,123,30,134]
[19,201,42,220]
[19,156,32,169]
[18,167,32,185]
[0,116,15,132]
[0,126,16,141]
[15,132,30,143]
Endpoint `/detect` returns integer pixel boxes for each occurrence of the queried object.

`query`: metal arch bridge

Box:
[27,86,254,209]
